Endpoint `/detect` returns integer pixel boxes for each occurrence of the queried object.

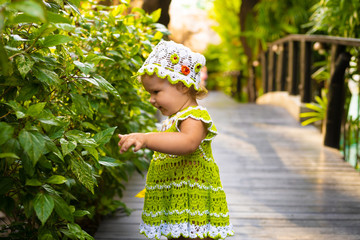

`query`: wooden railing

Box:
[261,34,360,149]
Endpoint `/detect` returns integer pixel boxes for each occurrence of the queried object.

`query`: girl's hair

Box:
[177,82,208,100]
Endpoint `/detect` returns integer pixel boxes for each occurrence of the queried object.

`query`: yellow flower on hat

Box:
[170,53,179,64]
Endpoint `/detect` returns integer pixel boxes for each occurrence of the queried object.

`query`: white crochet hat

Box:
[138,40,206,91]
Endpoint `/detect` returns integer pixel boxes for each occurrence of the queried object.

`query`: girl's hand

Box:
[118,133,147,154]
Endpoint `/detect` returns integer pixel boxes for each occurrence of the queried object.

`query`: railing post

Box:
[268,47,277,91]
[261,51,269,93]
[287,41,300,95]
[324,47,350,149]
[276,43,288,91]
[300,40,313,103]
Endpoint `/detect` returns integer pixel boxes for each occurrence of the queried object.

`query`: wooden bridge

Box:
[95,91,360,240]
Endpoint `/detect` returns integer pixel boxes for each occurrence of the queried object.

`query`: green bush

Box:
[0,0,166,238]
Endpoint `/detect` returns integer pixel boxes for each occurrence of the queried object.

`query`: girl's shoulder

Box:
[176,106,217,141]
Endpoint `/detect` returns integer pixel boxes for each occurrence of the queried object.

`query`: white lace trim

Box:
[146,180,224,191]
[142,209,229,218]
[139,221,234,240]
[153,152,177,161]
[199,145,212,161]
[139,64,201,90]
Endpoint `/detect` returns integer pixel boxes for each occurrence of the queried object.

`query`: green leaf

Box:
[300,112,323,118]
[151,8,162,22]
[46,175,67,185]
[21,151,35,176]
[19,129,45,165]
[44,136,64,161]
[15,55,35,79]
[73,61,94,75]
[47,11,71,24]
[93,75,121,99]
[38,228,54,240]
[17,84,39,101]
[301,117,323,126]
[68,0,80,8]
[42,34,73,47]
[65,130,97,148]
[34,193,54,225]
[71,155,96,194]
[73,210,90,217]
[70,93,94,118]
[304,103,322,112]
[0,153,19,159]
[66,0,81,16]
[42,184,61,196]
[11,13,42,24]
[0,122,14,145]
[26,178,42,186]
[60,138,77,156]
[85,54,114,64]
[94,127,117,146]
[99,157,121,167]
[16,111,27,119]
[54,23,76,32]
[0,177,14,194]
[27,102,46,118]
[0,42,10,76]
[34,67,61,87]
[52,195,74,222]
[62,223,94,240]
[83,147,98,161]
[153,31,163,40]
[10,0,46,22]
[53,0,64,8]
[130,45,140,56]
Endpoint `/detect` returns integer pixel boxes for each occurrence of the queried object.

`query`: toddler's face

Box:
[141,75,190,116]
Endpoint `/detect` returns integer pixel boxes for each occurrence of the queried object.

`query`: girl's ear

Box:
[176,82,190,94]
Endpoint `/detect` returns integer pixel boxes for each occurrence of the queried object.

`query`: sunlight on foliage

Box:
[300,89,328,126]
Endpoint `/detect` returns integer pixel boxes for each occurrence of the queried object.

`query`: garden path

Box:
[95,91,360,240]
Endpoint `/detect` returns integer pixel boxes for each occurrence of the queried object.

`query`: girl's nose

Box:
[149,96,155,104]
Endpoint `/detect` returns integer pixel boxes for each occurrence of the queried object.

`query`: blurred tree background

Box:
[206,0,317,102]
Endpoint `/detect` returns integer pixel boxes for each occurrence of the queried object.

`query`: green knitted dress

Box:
[139,106,234,239]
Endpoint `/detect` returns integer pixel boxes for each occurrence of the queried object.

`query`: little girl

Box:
[118,40,234,240]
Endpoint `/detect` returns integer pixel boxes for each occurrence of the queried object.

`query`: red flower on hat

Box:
[181,65,190,75]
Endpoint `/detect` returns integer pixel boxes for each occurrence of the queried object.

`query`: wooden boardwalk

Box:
[95,92,360,240]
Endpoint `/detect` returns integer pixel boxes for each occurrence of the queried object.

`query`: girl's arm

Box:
[118,117,207,155]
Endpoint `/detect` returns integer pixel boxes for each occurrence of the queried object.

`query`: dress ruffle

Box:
[140,221,234,240]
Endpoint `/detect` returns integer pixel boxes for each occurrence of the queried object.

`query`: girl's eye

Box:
[153,90,159,94]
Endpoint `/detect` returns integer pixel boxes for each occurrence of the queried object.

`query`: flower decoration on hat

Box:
[194,63,202,73]
[181,65,190,75]
[170,53,180,64]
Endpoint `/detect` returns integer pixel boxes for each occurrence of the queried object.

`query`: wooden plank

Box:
[95,92,360,240]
